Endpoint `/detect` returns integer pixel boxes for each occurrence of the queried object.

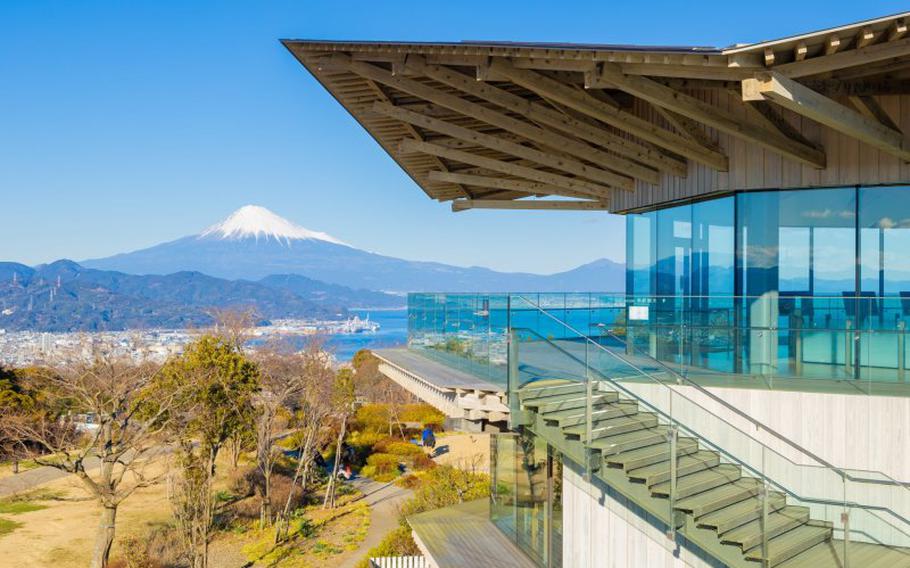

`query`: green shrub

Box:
[354,526,420,568]
[352,403,392,433]
[361,453,402,481]
[383,442,424,457]
[400,404,445,429]
[399,466,490,518]
[411,453,437,471]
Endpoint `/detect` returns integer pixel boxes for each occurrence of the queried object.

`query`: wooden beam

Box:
[407,59,678,179]
[743,71,910,161]
[794,42,808,62]
[594,62,826,168]
[855,27,877,50]
[773,36,910,78]
[331,54,655,185]
[398,138,615,198]
[825,35,842,56]
[452,199,609,212]
[487,59,730,171]
[847,95,902,133]
[650,105,721,152]
[427,171,594,199]
[372,101,634,190]
[888,19,908,42]
[763,48,776,67]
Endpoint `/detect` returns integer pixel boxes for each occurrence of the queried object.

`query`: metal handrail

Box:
[512,322,910,538]
[517,296,874,479]
[515,295,910,493]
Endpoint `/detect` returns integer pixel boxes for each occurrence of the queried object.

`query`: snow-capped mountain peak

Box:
[199,205,347,246]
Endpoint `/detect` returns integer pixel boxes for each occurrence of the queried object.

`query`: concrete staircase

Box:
[519,381,910,567]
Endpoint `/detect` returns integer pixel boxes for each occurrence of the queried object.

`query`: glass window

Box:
[860,187,910,296]
[737,188,856,297]
[491,433,563,568]
[626,212,655,296]
[691,197,734,297]
[656,205,692,297]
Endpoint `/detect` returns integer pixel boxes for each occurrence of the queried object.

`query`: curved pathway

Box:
[337,477,413,568]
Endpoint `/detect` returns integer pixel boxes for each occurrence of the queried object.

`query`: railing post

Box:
[584,369,594,482]
[898,320,906,383]
[793,308,803,376]
[845,319,854,377]
[760,481,770,568]
[666,424,679,541]
[842,475,850,568]
[508,329,520,417]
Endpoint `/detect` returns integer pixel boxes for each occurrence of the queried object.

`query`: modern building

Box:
[285,11,910,567]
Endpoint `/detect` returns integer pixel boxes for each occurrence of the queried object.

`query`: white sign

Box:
[628,305,650,321]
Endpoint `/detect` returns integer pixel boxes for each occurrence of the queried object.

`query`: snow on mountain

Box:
[82,206,625,292]
[199,205,348,246]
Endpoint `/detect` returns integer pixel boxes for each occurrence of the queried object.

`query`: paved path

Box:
[337,477,413,568]
[0,457,101,497]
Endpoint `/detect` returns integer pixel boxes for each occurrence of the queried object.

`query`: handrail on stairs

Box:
[513,295,910,538]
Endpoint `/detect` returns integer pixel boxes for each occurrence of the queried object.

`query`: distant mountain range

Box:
[0,260,401,332]
[83,205,625,292]
[0,206,623,332]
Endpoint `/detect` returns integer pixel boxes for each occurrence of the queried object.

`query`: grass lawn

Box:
[0,518,22,536]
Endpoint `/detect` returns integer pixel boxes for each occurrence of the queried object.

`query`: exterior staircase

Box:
[518,381,910,567]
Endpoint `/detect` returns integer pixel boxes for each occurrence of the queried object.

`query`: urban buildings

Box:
[286,11,910,567]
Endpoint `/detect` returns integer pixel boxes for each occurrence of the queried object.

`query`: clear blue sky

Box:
[1,1,903,273]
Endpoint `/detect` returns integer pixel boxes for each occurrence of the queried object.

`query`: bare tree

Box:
[252,341,323,528]
[274,340,334,543]
[157,333,259,568]
[323,368,356,510]
[0,358,177,568]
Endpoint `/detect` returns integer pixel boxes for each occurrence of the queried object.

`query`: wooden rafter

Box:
[487,59,730,171]
[847,95,902,132]
[406,58,674,180]
[372,101,635,190]
[399,138,615,198]
[593,62,826,168]
[743,71,910,161]
[650,105,721,152]
[773,36,910,78]
[352,74,467,197]
[427,171,597,200]
[451,199,608,212]
[327,54,652,186]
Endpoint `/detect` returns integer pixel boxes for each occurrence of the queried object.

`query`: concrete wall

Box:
[562,464,720,568]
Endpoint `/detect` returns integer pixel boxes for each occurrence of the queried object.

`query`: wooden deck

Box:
[408,499,539,568]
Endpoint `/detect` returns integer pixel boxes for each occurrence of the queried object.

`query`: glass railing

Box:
[510,295,910,558]
[408,292,910,395]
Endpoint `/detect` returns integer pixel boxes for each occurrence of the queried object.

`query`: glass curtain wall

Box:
[491,432,563,568]
[625,186,910,381]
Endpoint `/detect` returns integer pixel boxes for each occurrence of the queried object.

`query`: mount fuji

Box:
[82,205,624,292]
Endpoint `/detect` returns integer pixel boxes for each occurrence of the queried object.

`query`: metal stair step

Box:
[524,392,618,413]
[541,401,638,427]
[743,521,832,566]
[697,492,788,533]
[590,426,670,455]
[627,450,721,486]
[675,477,764,517]
[607,437,699,471]
[721,506,811,551]
[519,382,587,402]
[563,413,658,442]
[651,464,742,499]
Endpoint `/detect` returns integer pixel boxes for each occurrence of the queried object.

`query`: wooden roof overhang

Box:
[283,11,910,214]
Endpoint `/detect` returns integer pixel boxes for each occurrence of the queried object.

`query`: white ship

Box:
[337,314,380,334]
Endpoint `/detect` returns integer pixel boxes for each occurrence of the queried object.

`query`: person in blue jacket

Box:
[421,426,436,450]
